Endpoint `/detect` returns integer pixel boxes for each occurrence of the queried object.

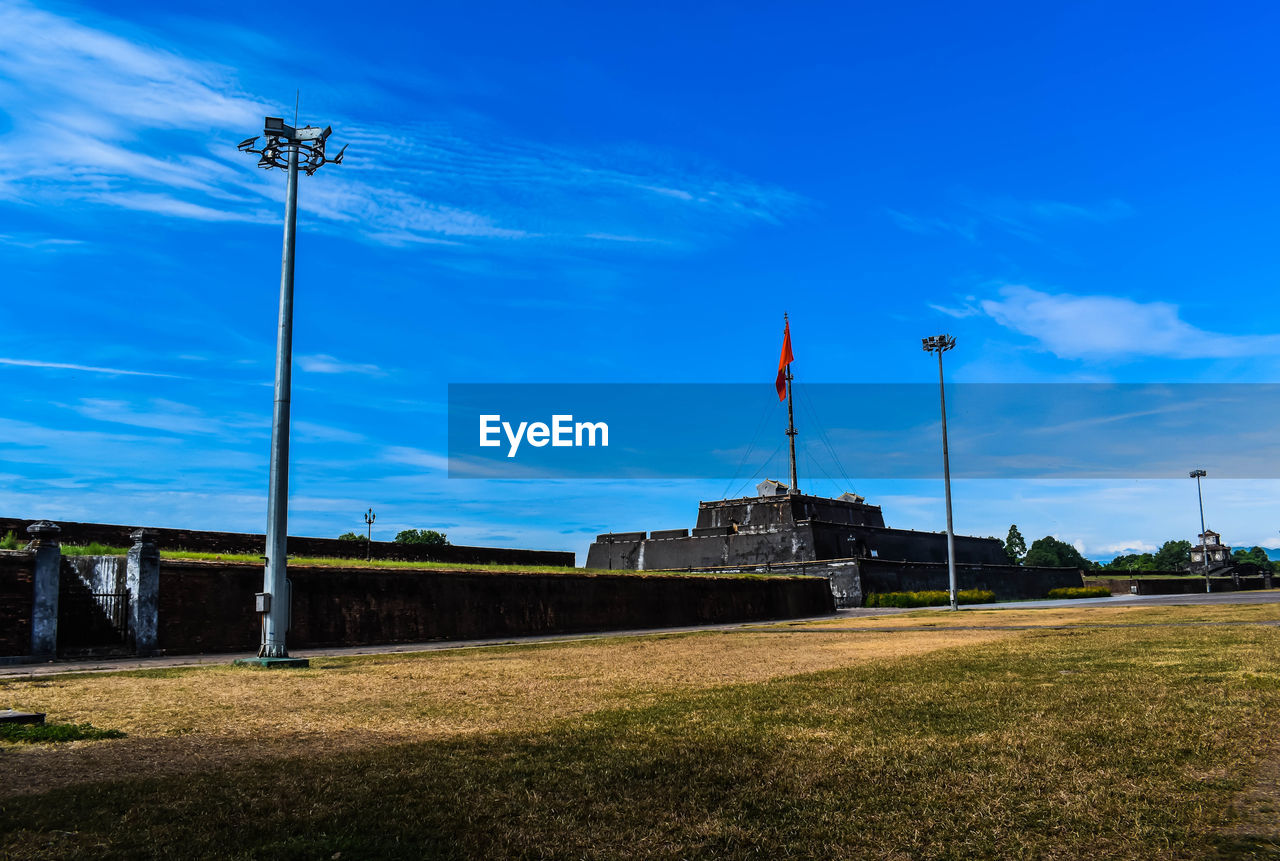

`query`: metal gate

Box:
[58,585,131,653]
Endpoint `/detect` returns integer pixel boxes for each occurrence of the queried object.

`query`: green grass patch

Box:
[2,622,1278,858]
[49,547,797,579]
[59,543,128,557]
[156,551,790,578]
[865,588,996,607]
[0,722,125,744]
[1049,586,1114,599]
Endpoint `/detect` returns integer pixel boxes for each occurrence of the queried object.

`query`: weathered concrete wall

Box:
[0,551,33,657]
[588,491,1008,572]
[127,532,160,656]
[857,558,1082,600]
[64,555,126,595]
[695,494,887,530]
[653,557,1077,607]
[155,560,835,655]
[1085,574,1272,595]
[0,517,574,567]
[587,522,1007,571]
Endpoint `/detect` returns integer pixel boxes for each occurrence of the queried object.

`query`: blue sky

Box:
[3,0,1280,563]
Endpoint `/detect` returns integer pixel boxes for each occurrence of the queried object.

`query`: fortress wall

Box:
[695,495,886,530]
[856,558,1082,599]
[0,517,574,567]
[0,551,34,657]
[1085,573,1272,595]
[586,526,821,570]
[154,560,834,655]
[586,522,1007,571]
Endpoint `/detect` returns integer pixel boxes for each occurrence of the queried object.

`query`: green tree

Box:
[1023,536,1095,570]
[395,529,450,546]
[1003,524,1027,565]
[1152,539,1192,571]
[1104,552,1156,572]
[1232,546,1270,567]
[337,532,363,542]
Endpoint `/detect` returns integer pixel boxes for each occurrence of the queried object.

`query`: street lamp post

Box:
[1190,469,1210,593]
[364,508,376,562]
[922,334,958,611]
[234,117,345,667]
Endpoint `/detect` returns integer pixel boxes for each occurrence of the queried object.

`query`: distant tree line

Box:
[992,524,1276,572]
[337,529,450,546]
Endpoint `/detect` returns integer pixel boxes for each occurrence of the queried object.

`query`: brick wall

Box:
[156,560,834,655]
[0,517,574,567]
[0,551,33,656]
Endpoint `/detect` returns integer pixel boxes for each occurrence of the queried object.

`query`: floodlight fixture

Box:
[235,113,346,665]
[239,116,346,176]
[922,334,957,354]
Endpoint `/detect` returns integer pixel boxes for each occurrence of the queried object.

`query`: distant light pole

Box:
[235,116,346,666]
[923,334,958,611]
[1190,469,1210,593]
[364,508,376,562]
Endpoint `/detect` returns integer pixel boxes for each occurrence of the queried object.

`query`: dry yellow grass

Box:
[795,600,1280,630]
[0,626,1011,798]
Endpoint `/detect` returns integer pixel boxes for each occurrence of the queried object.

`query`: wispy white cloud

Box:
[981,285,1280,361]
[928,301,982,319]
[0,232,86,250]
[887,209,977,241]
[70,398,264,437]
[889,197,1131,244]
[297,354,385,376]
[293,421,364,443]
[0,1,801,251]
[382,445,450,471]
[0,357,181,377]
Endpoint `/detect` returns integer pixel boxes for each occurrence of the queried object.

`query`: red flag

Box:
[775,319,794,401]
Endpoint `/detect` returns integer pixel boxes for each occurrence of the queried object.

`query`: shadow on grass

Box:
[3,625,1279,860]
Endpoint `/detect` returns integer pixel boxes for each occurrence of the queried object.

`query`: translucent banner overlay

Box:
[447,383,1279,479]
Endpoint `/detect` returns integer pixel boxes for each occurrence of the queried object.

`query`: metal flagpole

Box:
[785,315,799,494]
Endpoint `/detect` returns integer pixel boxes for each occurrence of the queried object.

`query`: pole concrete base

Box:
[233,657,310,669]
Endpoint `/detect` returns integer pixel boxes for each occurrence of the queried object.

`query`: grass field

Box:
[2,604,1279,858]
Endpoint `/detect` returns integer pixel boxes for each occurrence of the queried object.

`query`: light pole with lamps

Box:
[1190,469,1210,593]
[234,116,346,667]
[364,508,376,562]
[922,334,958,611]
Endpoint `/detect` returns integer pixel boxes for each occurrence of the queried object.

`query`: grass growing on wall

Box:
[58,543,128,557]
[50,547,814,578]
[865,589,996,608]
[2,606,1279,858]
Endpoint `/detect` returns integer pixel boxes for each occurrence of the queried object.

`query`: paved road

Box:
[4,590,1275,679]
[0,612,878,679]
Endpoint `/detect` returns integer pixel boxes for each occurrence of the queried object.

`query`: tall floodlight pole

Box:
[1190,469,1209,593]
[923,335,958,611]
[364,508,376,562]
[235,117,346,666]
